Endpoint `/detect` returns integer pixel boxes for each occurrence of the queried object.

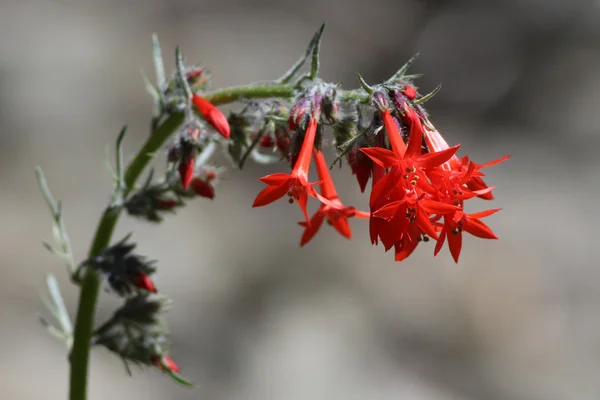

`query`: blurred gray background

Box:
[1,0,599,399]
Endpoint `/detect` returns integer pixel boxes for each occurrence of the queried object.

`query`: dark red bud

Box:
[190,178,215,199]
[154,199,177,210]
[259,135,275,148]
[178,157,195,190]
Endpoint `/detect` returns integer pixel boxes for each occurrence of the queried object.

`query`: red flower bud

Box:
[154,199,178,210]
[402,85,417,100]
[202,169,218,181]
[132,272,157,293]
[178,157,195,190]
[191,178,215,199]
[192,94,230,139]
[152,355,180,373]
[259,135,275,148]
[186,69,203,83]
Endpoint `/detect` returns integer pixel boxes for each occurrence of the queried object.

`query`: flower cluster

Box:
[246,77,508,262]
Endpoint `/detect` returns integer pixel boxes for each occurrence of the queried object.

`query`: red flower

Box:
[361,107,460,206]
[192,94,230,139]
[152,355,180,373]
[190,177,215,199]
[422,123,509,200]
[132,272,157,293]
[298,151,369,246]
[348,147,373,193]
[434,208,500,262]
[252,118,326,223]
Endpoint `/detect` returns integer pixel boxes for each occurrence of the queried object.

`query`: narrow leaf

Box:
[46,274,73,338]
[36,167,59,219]
[413,84,442,105]
[168,370,195,387]
[116,125,128,187]
[175,47,192,101]
[387,53,419,83]
[356,73,374,95]
[310,23,326,79]
[152,33,166,89]
[277,23,325,84]
[141,68,159,103]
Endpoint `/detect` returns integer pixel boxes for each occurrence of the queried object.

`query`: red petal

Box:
[417,145,461,170]
[259,173,293,185]
[434,228,446,257]
[369,167,403,208]
[294,186,311,223]
[360,147,399,169]
[252,183,290,207]
[479,154,511,168]
[394,238,419,262]
[415,211,439,240]
[468,208,501,219]
[300,211,325,247]
[447,229,462,263]
[462,217,498,239]
[330,215,352,239]
[372,200,404,220]
[419,199,460,215]
[404,107,424,159]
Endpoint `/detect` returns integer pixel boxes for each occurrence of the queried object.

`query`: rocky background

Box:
[1,0,599,399]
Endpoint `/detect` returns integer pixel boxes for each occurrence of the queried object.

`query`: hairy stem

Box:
[68,82,296,400]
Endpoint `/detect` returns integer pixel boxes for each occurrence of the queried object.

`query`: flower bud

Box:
[402,85,417,100]
[192,94,230,139]
[178,157,195,190]
[190,177,215,200]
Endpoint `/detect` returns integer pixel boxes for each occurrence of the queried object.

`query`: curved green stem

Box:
[68,82,296,400]
[203,83,295,105]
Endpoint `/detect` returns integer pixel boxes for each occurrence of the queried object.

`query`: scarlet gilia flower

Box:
[253,97,330,223]
[298,150,369,246]
[420,116,510,200]
[152,354,180,373]
[359,92,475,261]
[192,94,230,139]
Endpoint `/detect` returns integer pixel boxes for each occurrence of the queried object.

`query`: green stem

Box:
[68,82,295,400]
[203,83,295,105]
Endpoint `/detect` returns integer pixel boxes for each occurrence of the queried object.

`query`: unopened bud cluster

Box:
[77,235,181,375]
